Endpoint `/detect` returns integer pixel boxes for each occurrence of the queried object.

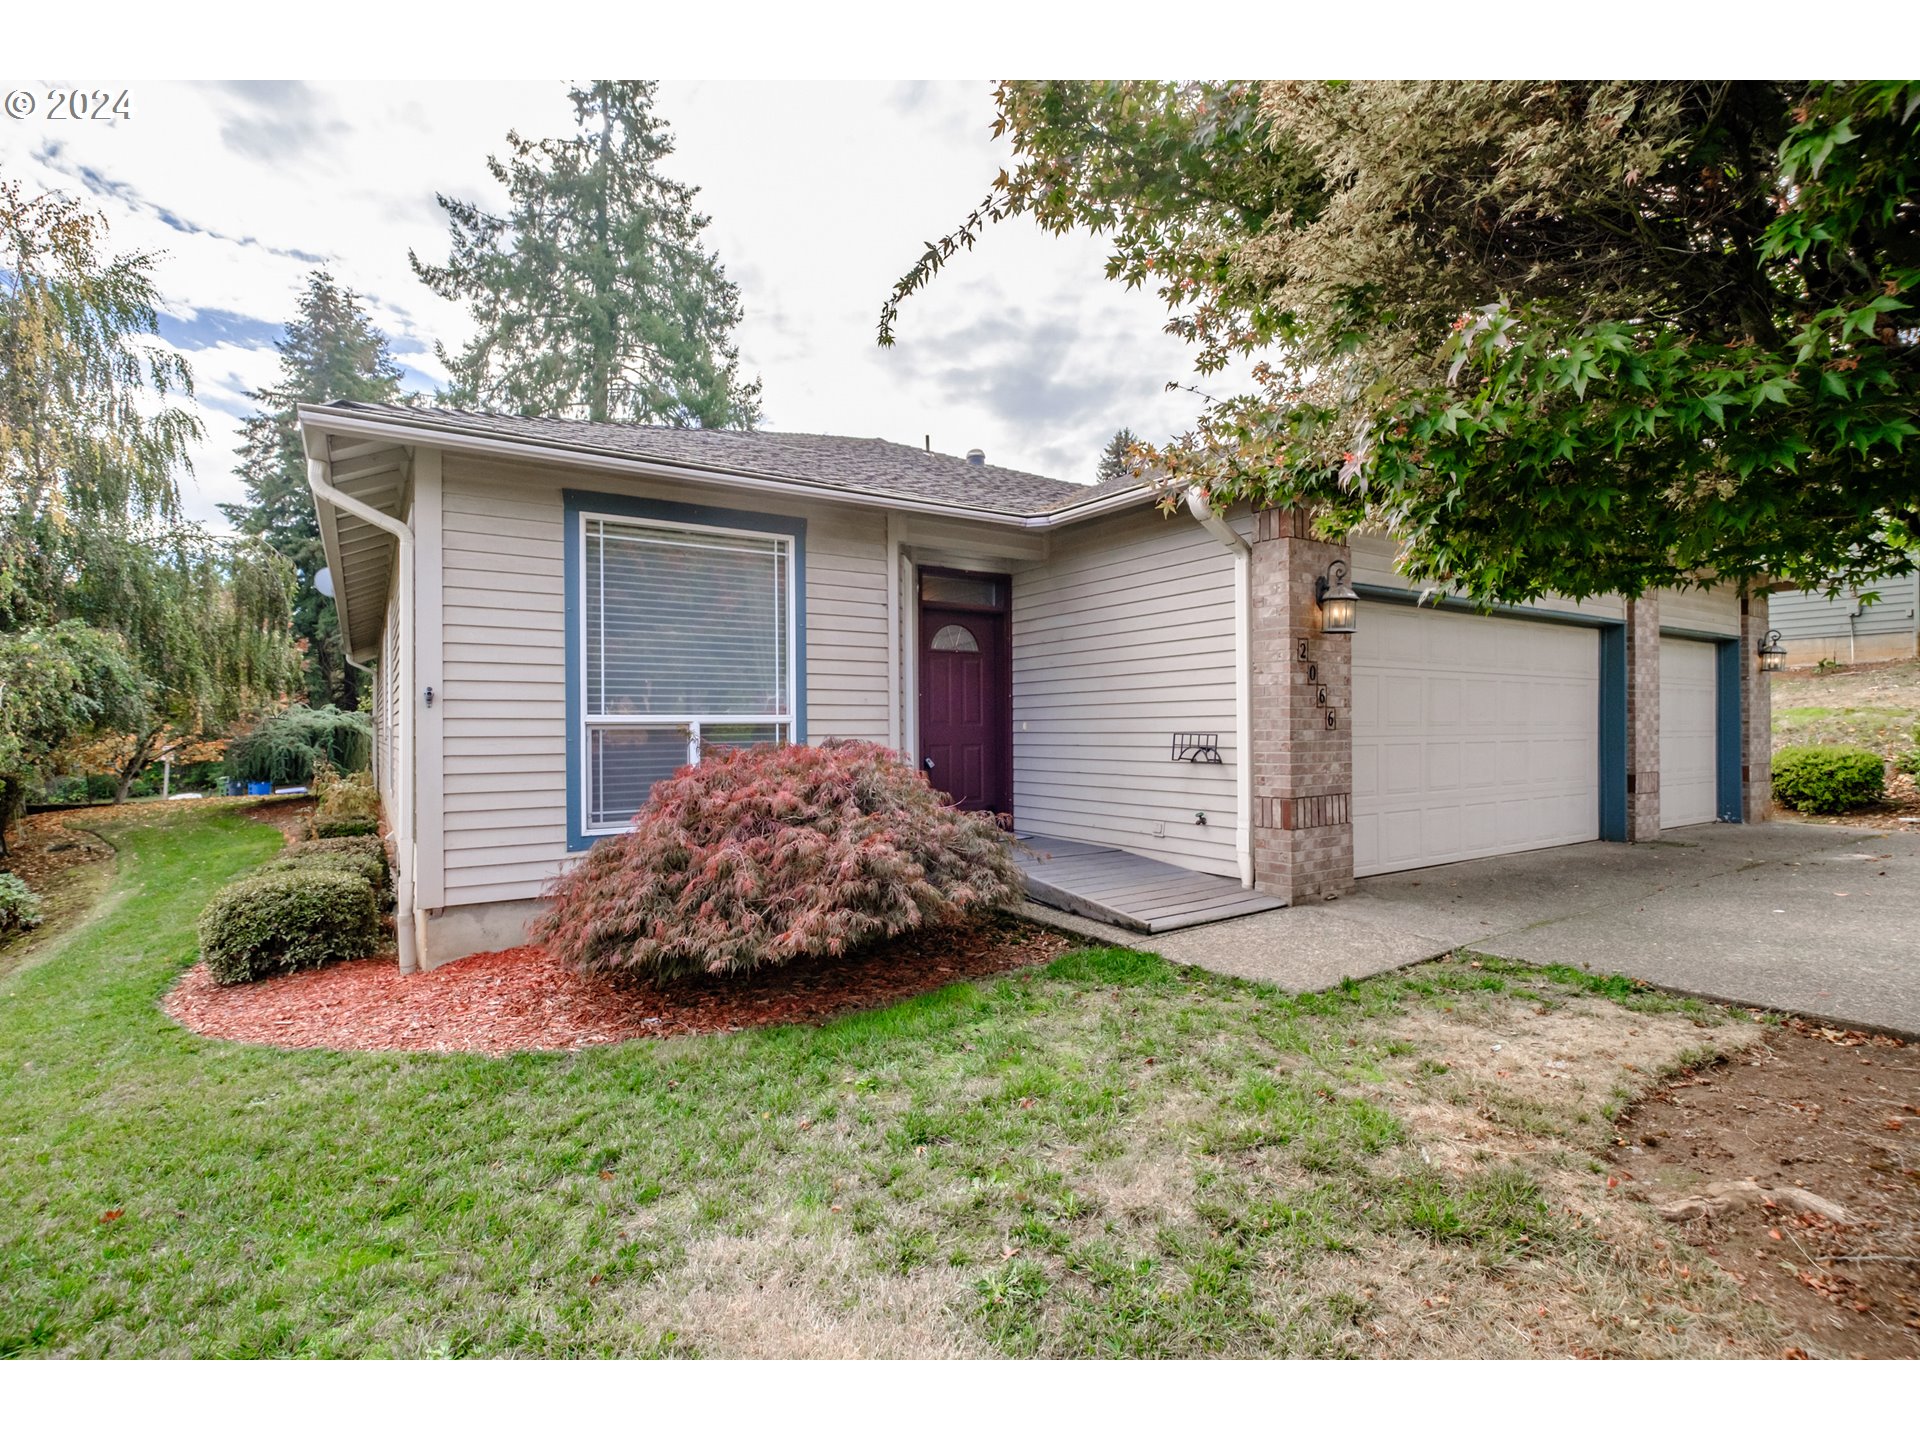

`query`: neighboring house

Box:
[300,401,1776,972]
[1767,567,1920,667]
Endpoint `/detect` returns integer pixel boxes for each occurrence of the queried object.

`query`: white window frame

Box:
[577,508,798,836]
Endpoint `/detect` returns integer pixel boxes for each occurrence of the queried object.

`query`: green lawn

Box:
[0,804,1776,1358]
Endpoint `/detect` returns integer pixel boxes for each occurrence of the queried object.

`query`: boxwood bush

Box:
[534,739,1022,981]
[296,835,390,888]
[1771,743,1887,814]
[259,842,392,911]
[197,867,382,985]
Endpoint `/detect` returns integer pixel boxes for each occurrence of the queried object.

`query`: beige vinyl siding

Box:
[434,454,892,908]
[1011,506,1240,874]
[1655,585,1742,637]
[1349,532,1628,623]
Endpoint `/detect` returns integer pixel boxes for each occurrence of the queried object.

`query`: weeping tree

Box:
[0,623,144,852]
[64,523,298,800]
[226,704,372,787]
[881,81,1920,603]
[0,176,298,815]
[0,180,199,625]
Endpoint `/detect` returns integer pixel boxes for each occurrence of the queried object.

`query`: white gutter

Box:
[307,458,418,976]
[1185,487,1255,889]
[295,406,1154,532]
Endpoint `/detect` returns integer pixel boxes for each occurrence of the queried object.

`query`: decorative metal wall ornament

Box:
[1171,732,1224,764]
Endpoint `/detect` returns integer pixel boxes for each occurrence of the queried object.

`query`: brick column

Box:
[1740,591,1773,821]
[1624,595,1661,840]
[1249,507,1353,904]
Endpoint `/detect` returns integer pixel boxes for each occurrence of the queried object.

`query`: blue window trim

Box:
[1354,585,1630,841]
[563,489,806,852]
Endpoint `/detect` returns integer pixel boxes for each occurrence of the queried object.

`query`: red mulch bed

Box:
[163,917,1076,1056]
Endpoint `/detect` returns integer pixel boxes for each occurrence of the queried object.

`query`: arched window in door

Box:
[930,623,980,653]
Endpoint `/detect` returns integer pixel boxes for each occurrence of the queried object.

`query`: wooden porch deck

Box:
[1014,835,1284,934]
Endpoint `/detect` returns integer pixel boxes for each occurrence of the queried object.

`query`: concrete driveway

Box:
[1018,820,1920,1036]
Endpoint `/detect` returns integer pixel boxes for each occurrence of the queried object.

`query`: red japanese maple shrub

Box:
[534,740,1023,980]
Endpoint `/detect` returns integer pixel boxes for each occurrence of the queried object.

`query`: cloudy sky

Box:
[1,79,1244,529]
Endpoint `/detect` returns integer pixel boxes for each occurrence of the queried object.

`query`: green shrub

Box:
[0,873,44,934]
[197,867,383,984]
[1771,743,1887,814]
[259,846,392,911]
[294,835,390,886]
[310,768,380,839]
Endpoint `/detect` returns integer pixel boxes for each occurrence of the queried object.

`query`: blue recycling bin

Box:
[247,781,272,796]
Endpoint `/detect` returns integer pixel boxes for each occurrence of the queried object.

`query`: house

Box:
[299,401,1777,972]
[1766,567,1920,667]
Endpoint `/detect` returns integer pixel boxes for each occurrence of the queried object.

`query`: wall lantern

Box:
[1757,629,1787,673]
[1317,559,1358,634]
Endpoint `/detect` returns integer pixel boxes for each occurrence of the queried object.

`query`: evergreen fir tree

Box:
[221,271,403,708]
[412,80,760,429]
[1097,427,1141,484]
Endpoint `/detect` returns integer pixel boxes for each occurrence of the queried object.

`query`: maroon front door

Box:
[918,592,1010,817]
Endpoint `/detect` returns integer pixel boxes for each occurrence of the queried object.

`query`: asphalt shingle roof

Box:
[315,401,1149,518]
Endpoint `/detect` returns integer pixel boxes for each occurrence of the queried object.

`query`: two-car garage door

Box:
[1353,604,1600,877]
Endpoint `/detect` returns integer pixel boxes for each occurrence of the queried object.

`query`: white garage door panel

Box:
[1354,604,1601,876]
[1660,638,1719,828]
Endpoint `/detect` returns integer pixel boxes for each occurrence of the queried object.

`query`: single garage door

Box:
[1659,637,1719,827]
[1353,603,1601,876]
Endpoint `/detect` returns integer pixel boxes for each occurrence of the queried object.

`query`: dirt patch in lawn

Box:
[4,809,115,896]
[248,794,318,843]
[0,812,117,978]
[1616,1018,1920,1358]
[163,916,1076,1055]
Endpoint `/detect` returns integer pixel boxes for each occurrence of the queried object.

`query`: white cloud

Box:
[2,79,1243,524]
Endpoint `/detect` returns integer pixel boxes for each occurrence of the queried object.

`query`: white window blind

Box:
[582,516,792,830]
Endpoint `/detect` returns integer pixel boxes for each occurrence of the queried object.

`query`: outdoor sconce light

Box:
[1757,629,1786,673]
[1317,559,1358,635]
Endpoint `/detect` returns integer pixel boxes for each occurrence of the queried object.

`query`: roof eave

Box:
[294,403,1153,529]
[299,426,371,665]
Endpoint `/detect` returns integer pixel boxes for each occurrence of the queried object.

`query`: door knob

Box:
[923,756,935,770]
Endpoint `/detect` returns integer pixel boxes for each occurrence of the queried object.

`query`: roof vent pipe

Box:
[966,448,985,466]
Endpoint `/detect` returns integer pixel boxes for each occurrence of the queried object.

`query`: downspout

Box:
[1185,487,1255,889]
[308,460,418,975]
[885,512,904,754]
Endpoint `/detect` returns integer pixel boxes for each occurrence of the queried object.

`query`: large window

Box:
[580,513,795,832]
